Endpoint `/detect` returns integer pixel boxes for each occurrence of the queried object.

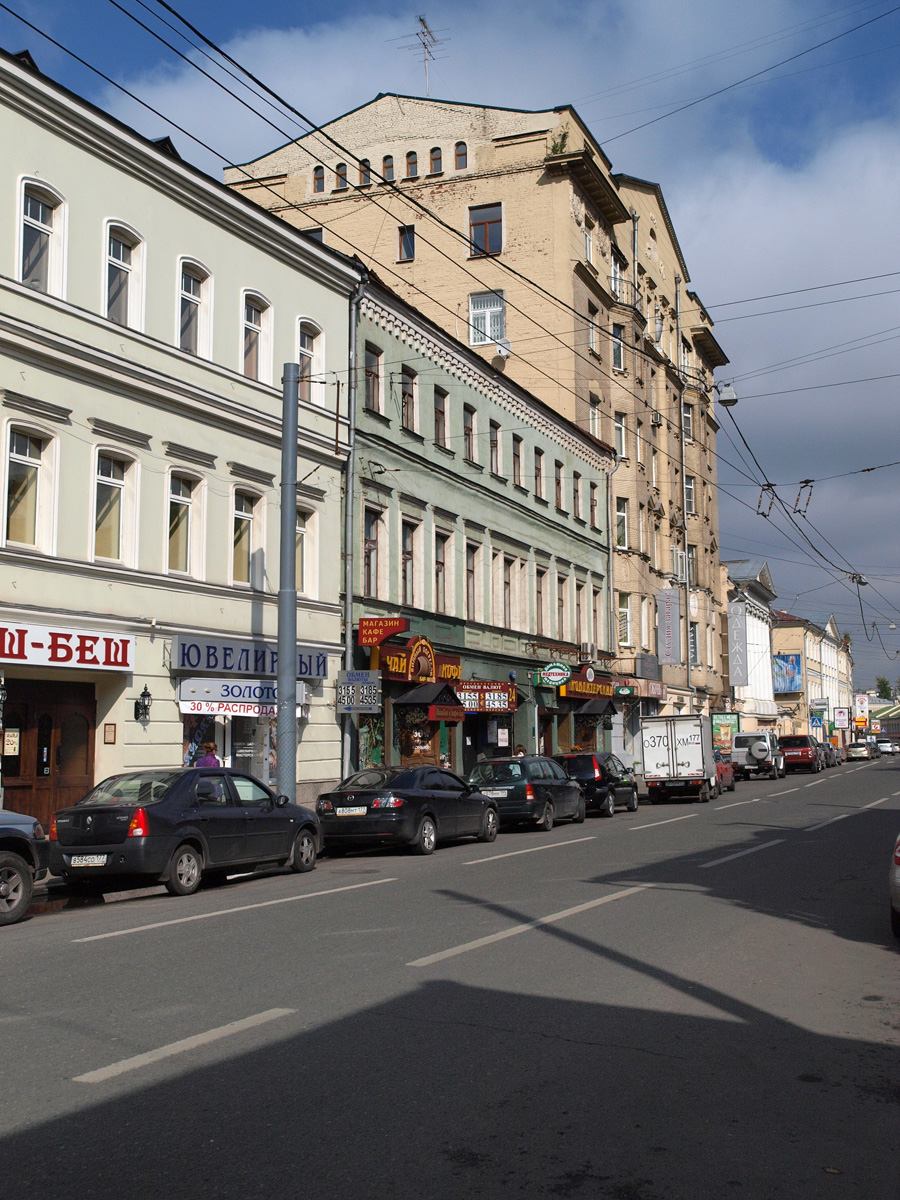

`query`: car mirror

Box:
[274,794,290,808]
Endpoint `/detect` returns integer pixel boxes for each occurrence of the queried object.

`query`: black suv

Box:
[0,809,50,926]
[554,752,639,817]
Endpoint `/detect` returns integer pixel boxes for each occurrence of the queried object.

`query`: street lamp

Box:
[715,382,738,407]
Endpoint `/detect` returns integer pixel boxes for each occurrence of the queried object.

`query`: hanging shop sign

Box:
[614,685,636,696]
[658,589,682,666]
[336,670,383,713]
[358,617,411,647]
[0,622,135,672]
[380,636,461,684]
[177,677,309,717]
[454,682,517,713]
[428,703,465,723]
[172,635,329,680]
[559,676,614,699]
[727,600,749,687]
[854,693,869,721]
[534,662,572,687]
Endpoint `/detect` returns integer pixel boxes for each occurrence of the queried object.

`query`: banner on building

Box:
[773,654,803,693]
[727,601,749,687]
[657,589,682,665]
[855,693,869,721]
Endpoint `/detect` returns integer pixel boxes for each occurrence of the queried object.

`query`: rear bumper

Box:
[50,837,174,879]
[320,813,418,845]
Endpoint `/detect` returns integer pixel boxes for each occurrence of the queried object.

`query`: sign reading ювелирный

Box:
[172,635,330,679]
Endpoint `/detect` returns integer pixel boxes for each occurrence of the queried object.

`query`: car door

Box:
[421,769,458,838]
[189,772,245,865]
[529,758,556,814]
[607,755,634,806]
[443,769,483,837]
[546,758,577,817]
[231,774,292,861]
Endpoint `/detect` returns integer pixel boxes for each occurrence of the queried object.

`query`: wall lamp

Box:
[134,685,153,722]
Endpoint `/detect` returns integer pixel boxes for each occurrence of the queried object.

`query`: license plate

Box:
[70,854,108,867]
[668,781,685,787]
[481,789,508,798]
[336,807,367,816]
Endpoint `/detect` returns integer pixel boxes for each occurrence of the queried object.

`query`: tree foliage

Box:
[875,676,892,699]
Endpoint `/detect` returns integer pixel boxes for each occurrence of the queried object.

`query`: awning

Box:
[576,698,618,716]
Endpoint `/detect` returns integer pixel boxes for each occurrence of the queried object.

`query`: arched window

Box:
[313,166,325,193]
[383,155,394,182]
[430,147,442,174]
[298,320,324,406]
[20,180,67,297]
[406,151,418,179]
[455,142,467,170]
[335,163,348,190]
[241,291,272,383]
[178,259,212,357]
[105,222,144,330]
[359,159,371,186]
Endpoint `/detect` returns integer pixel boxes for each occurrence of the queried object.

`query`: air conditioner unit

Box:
[671,547,687,582]
[579,642,596,662]
[650,411,663,427]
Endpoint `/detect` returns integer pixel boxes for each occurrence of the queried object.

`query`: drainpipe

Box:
[606,450,621,675]
[630,209,639,297]
[675,275,692,713]
[342,272,367,778]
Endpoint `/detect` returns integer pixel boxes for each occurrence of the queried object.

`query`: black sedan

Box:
[0,808,49,926]
[50,769,321,896]
[316,766,499,855]
[467,755,585,829]
[553,751,639,817]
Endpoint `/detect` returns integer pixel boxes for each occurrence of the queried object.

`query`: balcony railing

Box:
[681,365,711,393]
[609,277,642,311]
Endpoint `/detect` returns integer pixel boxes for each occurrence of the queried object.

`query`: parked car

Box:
[468,755,584,829]
[714,749,736,793]
[876,740,896,756]
[50,769,321,895]
[317,765,498,854]
[869,740,882,758]
[847,741,873,760]
[730,731,785,780]
[0,809,49,926]
[778,735,823,773]
[552,751,638,816]
[890,833,900,938]
[818,741,838,768]
[832,744,846,763]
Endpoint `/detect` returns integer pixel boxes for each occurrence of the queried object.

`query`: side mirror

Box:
[274,794,290,808]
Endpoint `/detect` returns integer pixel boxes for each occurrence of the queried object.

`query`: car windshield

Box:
[337,768,417,791]
[469,760,524,784]
[779,737,811,748]
[77,772,182,807]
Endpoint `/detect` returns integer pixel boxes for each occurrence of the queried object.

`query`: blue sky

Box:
[3,0,900,685]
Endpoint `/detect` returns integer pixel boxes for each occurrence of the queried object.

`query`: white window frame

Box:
[3,421,58,554]
[434,529,452,615]
[615,497,628,548]
[401,518,419,607]
[19,178,67,298]
[685,475,696,515]
[589,393,601,439]
[614,412,627,458]
[166,469,205,579]
[241,290,273,385]
[104,220,145,331]
[588,303,599,354]
[617,592,632,646]
[231,487,265,589]
[297,318,325,407]
[92,447,139,567]
[682,402,694,441]
[363,507,381,599]
[177,258,213,358]
[296,506,318,598]
[468,291,506,346]
[584,218,594,265]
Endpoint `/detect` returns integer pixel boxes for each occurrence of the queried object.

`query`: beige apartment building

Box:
[227,93,730,739]
[771,612,854,746]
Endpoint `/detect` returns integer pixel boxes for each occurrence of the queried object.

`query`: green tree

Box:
[875,676,892,699]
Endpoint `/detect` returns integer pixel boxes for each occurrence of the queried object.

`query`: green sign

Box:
[712,712,739,753]
[535,661,572,687]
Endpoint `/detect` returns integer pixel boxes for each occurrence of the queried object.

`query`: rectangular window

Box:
[298,324,317,405]
[466,543,477,619]
[555,461,564,509]
[584,220,593,265]
[593,587,603,648]
[364,344,381,412]
[589,393,601,438]
[687,543,697,587]
[588,303,598,354]
[95,454,126,561]
[575,583,584,644]
[512,435,522,486]
[503,558,512,627]
[168,475,193,574]
[683,402,694,441]
[435,533,449,613]
[232,491,255,584]
[7,430,42,546]
[616,497,628,548]
[363,509,379,598]
[463,405,476,461]
[635,420,643,464]
[610,256,622,298]
[296,510,307,593]
[612,323,625,371]
[617,592,631,645]
[433,387,447,447]
[651,447,658,488]
[243,299,262,380]
[398,224,415,261]
[402,521,416,606]
[107,234,132,327]
[469,203,502,256]
[638,504,645,554]
[589,482,598,528]
[468,291,505,345]
[489,421,500,474]
[536,568,546,636]
[614,412,627,457]
[22,190,54,293]
[685,475,696,514]
[180,268,202,355]
[534,449,544,499]
[573,472,582,519]
[401,367,416,430]
[557,576,567,639]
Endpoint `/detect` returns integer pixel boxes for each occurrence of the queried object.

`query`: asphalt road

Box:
[3,760,899,1199]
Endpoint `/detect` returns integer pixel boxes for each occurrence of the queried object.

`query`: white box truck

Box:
[640,714,718,803]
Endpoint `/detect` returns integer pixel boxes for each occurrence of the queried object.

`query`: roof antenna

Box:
[397,16,449,96]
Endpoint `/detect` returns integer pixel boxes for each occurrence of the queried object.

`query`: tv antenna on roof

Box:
[395,16,449,97]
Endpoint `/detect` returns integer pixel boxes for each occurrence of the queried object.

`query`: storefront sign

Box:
[172,636,329,679]
[178,677,308,717]
[0,622,134,671]
[428,704,465,722]
[657,589,682,665]
[560,677,614,699]
[834,707,850,729]
[712,712,740,753]
[727,600,749,687]
[454,682,517,713]
[336,670,382,713]
[536,662,571,686]
[854,693,869,721]
[358,617,410,647]
[614,685,636,696]
[380,636,461,684]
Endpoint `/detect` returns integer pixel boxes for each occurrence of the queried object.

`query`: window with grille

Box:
[468,291,505,346]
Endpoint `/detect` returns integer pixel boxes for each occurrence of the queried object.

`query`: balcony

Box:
[681,365,711,394]
[609,277,642,312]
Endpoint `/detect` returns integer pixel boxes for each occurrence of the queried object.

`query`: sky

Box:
[3,0,900,688]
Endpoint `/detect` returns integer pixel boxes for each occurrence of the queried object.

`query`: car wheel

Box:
[479,807,499,842]
[164,844,202,896]
[710,780,720,800]
[290,828,317,873]
[573,796,586,824]
[699,783,711,803]
[412,815,437,855]
[601,790,615,818]
[536,803,554,832]
[0,851,33,926]
[728,775,736,792]
[626,787,639,812]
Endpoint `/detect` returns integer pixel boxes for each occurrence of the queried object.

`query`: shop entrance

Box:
[1,680,96,827]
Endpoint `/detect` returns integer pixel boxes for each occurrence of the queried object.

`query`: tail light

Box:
[592,757,601,780]
[525,782,536,802]
[371,795,403,809]
[127,807,149,837]
[48,814,57,841]
[318,799,333,813]
[893,841,900,867]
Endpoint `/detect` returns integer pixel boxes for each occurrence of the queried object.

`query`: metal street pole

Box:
[276,363,299,801]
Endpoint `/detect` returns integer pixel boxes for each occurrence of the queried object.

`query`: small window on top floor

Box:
[406,151,418,179]
[106,224,143,330]
[313,166,325,193]
[383,155,394,182]
[455,142,467,169]
[359,160,371,186]
[335,163,348,190]
[430,147,442,173]
[21,182,66,297]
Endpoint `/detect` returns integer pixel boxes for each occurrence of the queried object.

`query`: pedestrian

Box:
[195,741,221,768]
[514,744,527,756]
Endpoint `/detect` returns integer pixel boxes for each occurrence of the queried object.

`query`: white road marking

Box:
[73,878,397,943]
[770,788,799,795]
[700,840,784,868]
[714,798,762,810]
[407,885,654,967]
[863,797,889,809]
[893,790,900,797]
[74,1008,294,1083]
[804,778,827,787]
[464,836,595,865]
[628,813,699,831]
[805,796,889,831]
